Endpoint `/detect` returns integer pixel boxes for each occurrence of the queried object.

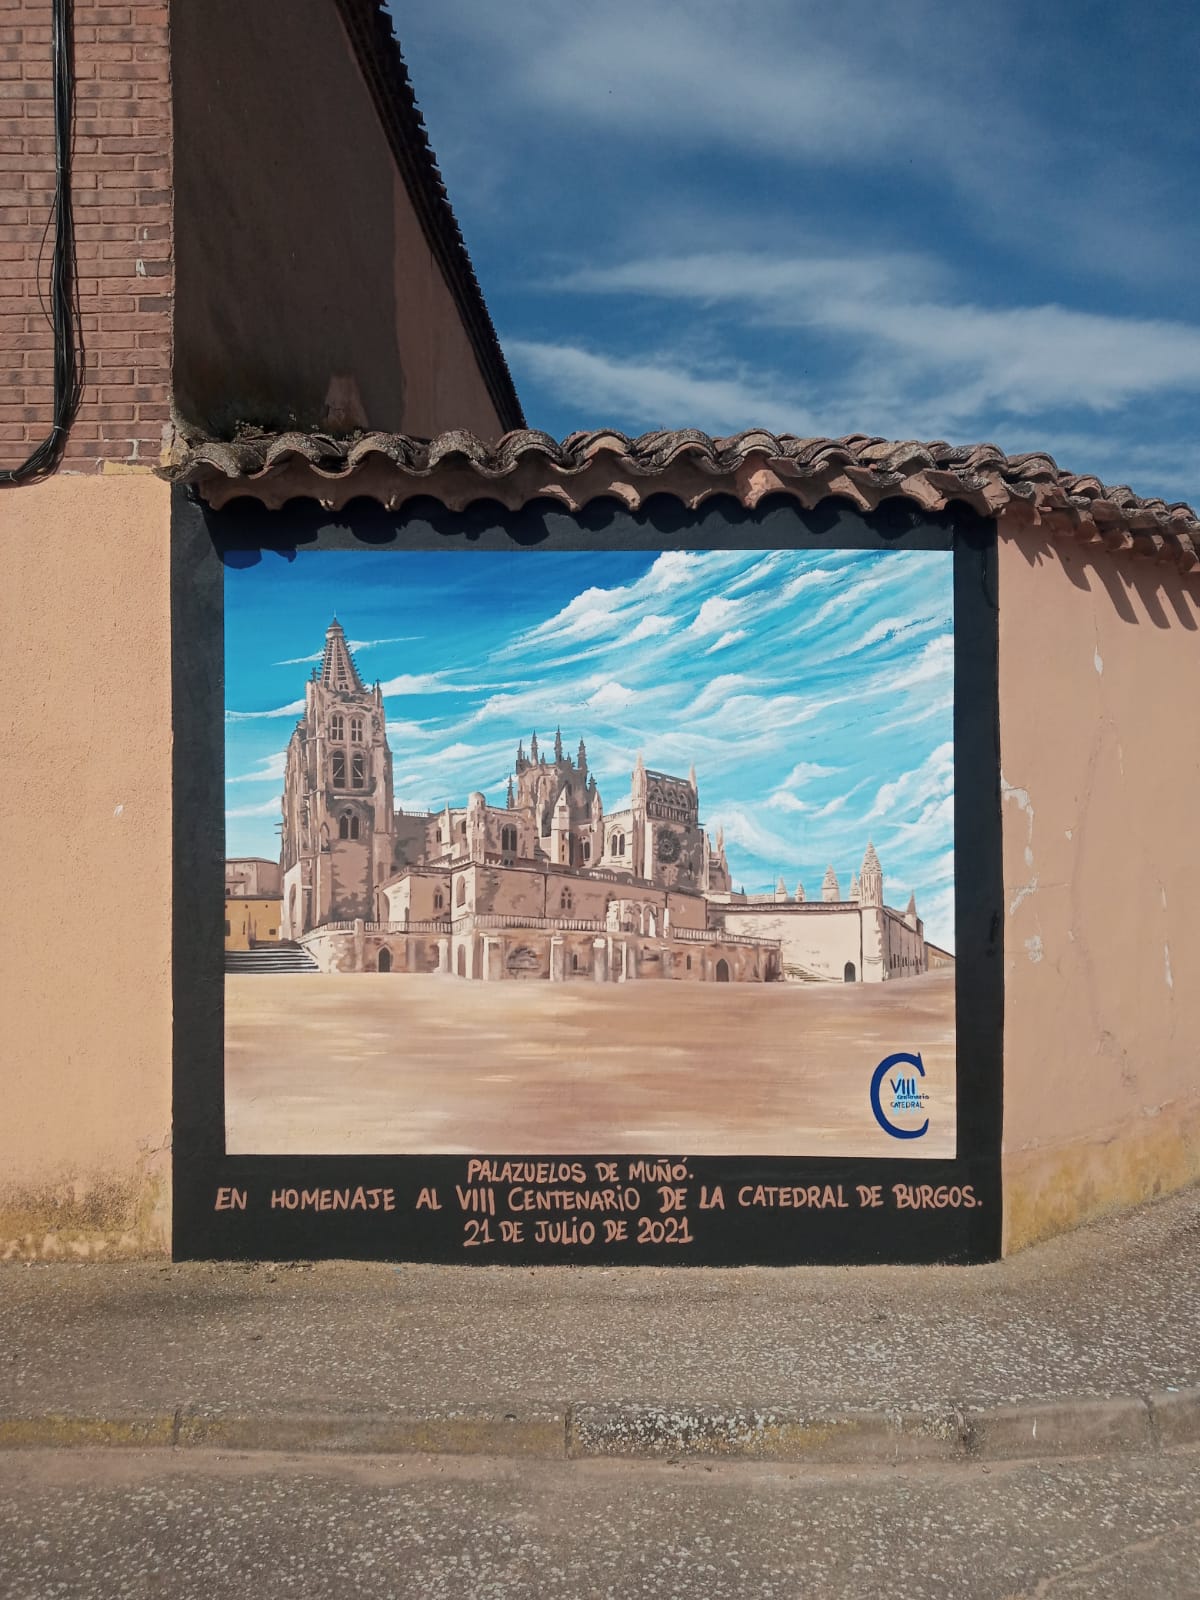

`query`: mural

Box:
[223,547,956,1161]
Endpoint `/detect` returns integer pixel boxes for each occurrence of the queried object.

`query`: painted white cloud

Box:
[707,804,804,871]
[779,762,841,788]
[622,614,673,645]
[585,681,641,715]
[765,791,810,814]
[378,672,492,696]
[686,597,745,637]
[645,551,709,592]
[867,742,955,824]
[225,699,305,723]
[274,634,420,666]
[226,796,283,819]
[705,629,748,654]
[686,673,770,716]
[226,751,288,785]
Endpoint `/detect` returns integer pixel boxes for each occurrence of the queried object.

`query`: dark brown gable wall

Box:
[170,0,510,441]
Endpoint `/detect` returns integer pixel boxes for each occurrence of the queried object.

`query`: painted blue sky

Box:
[225,548,955,948]
[396,0,1199,508]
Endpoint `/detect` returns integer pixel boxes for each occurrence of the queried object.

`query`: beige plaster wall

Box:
[999,528,1200,1252]
[0,474,173,1258]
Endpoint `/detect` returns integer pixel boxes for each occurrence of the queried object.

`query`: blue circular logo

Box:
[870,1051,929,1139]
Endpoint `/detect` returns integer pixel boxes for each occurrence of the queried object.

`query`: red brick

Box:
[91,135,161,154]
[0,78,52,97]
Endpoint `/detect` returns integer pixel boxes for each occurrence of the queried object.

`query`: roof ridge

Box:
[331,0,523,432]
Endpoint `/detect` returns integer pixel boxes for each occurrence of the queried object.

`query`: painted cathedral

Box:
[274,620,943,984]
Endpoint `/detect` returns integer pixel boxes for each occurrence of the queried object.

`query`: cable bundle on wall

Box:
[0,0,83,486]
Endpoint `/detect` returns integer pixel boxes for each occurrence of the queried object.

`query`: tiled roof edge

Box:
[164,427,1200,574]
[332,0,524,432]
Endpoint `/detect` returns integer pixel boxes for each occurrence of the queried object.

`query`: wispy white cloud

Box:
[225,699,305,723]
[686,597,746,637]
[226,795,282,819]
[586,681,641,715]
[505,339,814,435]
[764,791,810,814]
[274,635,421,666]
[705,629,748,654]
[226,751,287,785]
[686,673,771,717]
[385,720,438,742]
[780,762,841,788]
[378,671,525,697]
[708,804,804,870]
[548,247,1200,429]
[867,742,955,824]
[621,614,672,645]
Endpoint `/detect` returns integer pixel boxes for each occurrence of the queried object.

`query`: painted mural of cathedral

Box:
[269,619,945,986]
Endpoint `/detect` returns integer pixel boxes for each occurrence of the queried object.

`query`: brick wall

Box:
[0,0,172,473]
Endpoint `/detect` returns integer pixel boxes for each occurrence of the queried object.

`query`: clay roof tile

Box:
[164,426,1200,576]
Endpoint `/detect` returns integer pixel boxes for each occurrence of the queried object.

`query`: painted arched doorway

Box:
[844,961,856,983]
[715,958,731,983]
[378,947,392,973]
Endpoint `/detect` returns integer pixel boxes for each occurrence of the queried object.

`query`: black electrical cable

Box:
[0,0,83,486]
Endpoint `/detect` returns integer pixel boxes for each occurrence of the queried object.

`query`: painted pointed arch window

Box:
[331,749,346,787]
[329,713,344,740]
[351,752,366,789]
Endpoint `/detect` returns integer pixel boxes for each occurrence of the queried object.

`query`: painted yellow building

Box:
[224,896,283,953]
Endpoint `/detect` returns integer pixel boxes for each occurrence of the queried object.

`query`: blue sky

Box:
[395,0,1199,507]
[225,548,955,948]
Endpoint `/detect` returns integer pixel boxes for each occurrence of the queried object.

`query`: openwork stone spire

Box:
[319,618,364,692]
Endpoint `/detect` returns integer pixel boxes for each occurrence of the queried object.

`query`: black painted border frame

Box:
[171,485,1003,1264]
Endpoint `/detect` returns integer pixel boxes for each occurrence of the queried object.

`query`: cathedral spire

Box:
[554,725,564,763]
[577,737,588,772]
[860,841,883,908]
[821,864,840,902]
[318,618,364,692]
[506,775,515,809]
[530,731,540,763]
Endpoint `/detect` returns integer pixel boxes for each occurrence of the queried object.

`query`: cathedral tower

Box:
[511,728,600,867]
[859,841,883,908]
[279,619,395,937]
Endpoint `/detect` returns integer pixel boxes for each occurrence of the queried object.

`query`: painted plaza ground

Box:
[225,969,956,1156]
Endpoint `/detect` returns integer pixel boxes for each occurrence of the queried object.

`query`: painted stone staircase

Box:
[224,944,319,975]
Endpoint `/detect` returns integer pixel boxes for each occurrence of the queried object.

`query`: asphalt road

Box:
[2,1445,1199,1600]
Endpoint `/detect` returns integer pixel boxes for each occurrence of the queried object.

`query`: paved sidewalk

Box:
[1,1185,1197,1463]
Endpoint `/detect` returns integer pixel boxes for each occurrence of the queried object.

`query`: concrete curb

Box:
[0,1389,1196,1465]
